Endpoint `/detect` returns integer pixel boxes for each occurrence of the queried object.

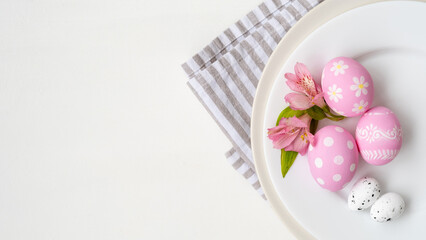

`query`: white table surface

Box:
[0,0,294,239]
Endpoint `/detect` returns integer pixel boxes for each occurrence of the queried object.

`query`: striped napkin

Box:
[182,0,323,199]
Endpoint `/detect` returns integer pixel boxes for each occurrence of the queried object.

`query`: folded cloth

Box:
[182,0,323,199]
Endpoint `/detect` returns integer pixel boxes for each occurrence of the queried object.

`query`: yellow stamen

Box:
[300,133,308,142]
[332,91,336,96]
[336,65,341,69]
[358,106,363,110]
[359,84,364,89]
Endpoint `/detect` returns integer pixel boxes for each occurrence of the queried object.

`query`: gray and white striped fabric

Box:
[182,0,323,199]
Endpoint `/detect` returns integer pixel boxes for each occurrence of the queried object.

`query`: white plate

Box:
[251,0,426,239]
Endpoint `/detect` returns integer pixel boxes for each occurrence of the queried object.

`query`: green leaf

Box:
[275,107,305,125]
[310,119,319,134]
[306,106,327,121]
[281,150,298,178]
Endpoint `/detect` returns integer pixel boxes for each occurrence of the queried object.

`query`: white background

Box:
[0,0,293,239]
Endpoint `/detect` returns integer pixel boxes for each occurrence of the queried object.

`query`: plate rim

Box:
[250,0,426,239]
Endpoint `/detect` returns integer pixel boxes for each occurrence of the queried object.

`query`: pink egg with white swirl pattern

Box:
[308,125,359,191]
[321,57,374,117]
[356,106,403,166]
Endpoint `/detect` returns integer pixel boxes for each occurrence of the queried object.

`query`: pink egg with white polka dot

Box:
[308,125,359,192]
[321,57,374,117]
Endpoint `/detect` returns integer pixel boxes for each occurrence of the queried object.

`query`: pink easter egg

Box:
[356,106,403,166]
[308,125,359,191]
[321,57,374,117]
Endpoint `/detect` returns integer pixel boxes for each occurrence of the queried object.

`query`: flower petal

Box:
[279,116,308,129]
[297,114,312,127]
[315,85,323,94]
[312,92,325,108]
[271,130,300,149]
[286,79,305,93]
[267,124,286,136]
[284,73,298,82]
[294,62,311,80]
[285,131,309,156]
[307,131,315,144]
[267,115,312,149]
[285,93,313,110]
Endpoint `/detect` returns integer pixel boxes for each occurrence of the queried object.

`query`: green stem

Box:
[326,116,345,121]
[322,106,345,121]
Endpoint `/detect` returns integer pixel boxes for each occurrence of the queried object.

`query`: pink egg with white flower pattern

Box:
[308,125,359,191]
[356,106,403,166]
[321,57,374,117]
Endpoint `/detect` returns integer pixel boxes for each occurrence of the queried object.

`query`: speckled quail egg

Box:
[370,192,405,223]
[348,177,381,211]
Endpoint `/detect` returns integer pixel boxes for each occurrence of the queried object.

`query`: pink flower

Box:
[267,114,314,156]
[284,63,325,110]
